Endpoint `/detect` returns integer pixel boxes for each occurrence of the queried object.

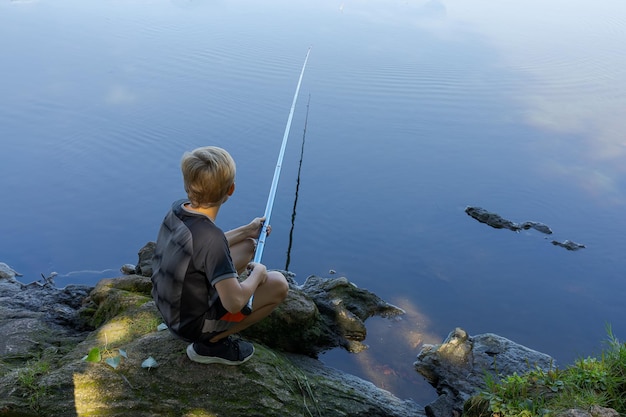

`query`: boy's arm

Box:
[224,217,265,246]
[214,263,267,313]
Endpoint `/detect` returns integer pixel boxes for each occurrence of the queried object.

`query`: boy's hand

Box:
[249,217,271,238]
[246,262,268,284]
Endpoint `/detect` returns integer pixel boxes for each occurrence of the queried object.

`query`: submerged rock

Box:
[523,221,553,234]
[465,206,589,251]
[465,206,553,234]
[465,206,524,232]
[551,239,586,251]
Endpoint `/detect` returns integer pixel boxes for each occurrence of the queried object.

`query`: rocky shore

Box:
[0,245,600,416]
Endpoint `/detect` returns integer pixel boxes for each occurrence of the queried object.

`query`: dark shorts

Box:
[195,297,246,341]
[169,297,247,343]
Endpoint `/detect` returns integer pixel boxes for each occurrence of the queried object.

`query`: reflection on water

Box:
[1,0,626,406]
[285,94,311,271]
[322,296,442,402]
[443,0,626,205]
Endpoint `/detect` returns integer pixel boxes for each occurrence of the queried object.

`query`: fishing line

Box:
[55,268,118,277]
[285,94,311,271]
[242,47,312,315]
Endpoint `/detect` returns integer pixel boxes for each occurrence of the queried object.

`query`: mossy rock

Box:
[0,274,424,417]
[84,275,153,328]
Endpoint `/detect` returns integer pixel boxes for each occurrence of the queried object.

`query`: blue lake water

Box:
[2,0,626,405]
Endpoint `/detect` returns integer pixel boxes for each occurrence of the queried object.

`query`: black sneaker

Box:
[186,337,254,365]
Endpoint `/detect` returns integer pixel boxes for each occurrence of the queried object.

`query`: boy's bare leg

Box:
[228,223,272,273]
[229,238,256,274]
[209,270,288,342]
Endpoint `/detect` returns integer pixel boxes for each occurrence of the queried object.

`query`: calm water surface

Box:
[2,0,626,404]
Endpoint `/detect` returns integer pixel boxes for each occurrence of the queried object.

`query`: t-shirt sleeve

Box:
[202,233,238,287]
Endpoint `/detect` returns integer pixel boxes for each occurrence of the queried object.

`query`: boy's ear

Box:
[227,183,235,196]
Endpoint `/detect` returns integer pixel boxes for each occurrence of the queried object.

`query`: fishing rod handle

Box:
[241,228,265,316]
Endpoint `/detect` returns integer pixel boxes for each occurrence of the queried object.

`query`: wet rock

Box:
[0,276,92,366]
[0,262,22,280]
[243,274,405,356]
[135,241,155,277]
[465,206,523,231]
[523,221,553,234]
[464,206,590,252]
[24,272,59,288]
[465,206,553,234]
[551,239,586,251]
[120,263,137,275]
[414,327,554,417]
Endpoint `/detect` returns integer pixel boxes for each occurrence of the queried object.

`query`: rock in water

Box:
[551,239,586,251]
[0,262,22,280]
[414,327,555,417]
[465,207,553,234]
[465,206,589,250]
[464,206,521,231]
[120,264,137,275]
[520,221,553,234]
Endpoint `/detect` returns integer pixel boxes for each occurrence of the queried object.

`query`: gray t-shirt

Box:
[151,199,238,341]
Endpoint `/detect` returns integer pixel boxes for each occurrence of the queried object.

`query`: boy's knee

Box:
[244,237,257,254]
[269,271,289,300]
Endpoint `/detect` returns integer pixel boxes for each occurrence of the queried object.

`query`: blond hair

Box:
[181,146,236,207]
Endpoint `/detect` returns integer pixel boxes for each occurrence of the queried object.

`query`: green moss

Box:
[79,306,98,322]
[84,308,161,350]
[184,410,218,417]
[89,288,152,328]
[121,309,161,340]
[12,353,56,414]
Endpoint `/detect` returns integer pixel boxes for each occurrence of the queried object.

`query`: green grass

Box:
[465,325,626,416]
[15,352,54,413]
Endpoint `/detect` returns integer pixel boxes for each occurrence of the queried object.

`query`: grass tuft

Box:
[466,325,626,416]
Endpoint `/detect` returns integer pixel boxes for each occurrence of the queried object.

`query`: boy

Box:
[151,146,289,365]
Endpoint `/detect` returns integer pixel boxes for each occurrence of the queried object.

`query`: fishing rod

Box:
[242,46,311,315]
